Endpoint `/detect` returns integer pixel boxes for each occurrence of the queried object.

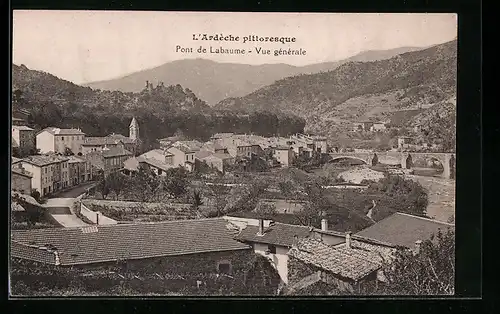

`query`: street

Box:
[50,182,96,198]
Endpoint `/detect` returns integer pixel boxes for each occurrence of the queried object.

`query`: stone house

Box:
[10,218,281,295]
[84,147,133,178]
[167,146,196,172]
[36,127,85,155]
[272,146,295,167]
[19,154,70,197]
[67,156,93,186]
[11,164,32,195]
[12,125,36,154]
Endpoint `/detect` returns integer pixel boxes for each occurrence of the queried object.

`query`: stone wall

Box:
[10,249,281,296]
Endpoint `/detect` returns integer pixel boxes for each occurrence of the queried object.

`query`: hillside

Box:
[82,46,426,105]
[11,65,306,150]
[215,40,457,146]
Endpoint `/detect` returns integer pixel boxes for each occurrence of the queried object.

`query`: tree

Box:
[165,168,189,199]
[96,176,110,200]
[30,190,41,203]
[372,153,379,166]
[375,229,455,295]
[191,190,204,211]
[106,172,128,200]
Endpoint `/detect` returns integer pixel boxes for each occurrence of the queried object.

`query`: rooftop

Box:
[101,147,132,158]
[288,238,383,281]
[11,218,250,266]
[82,137,124,146]
[168,145,196,154]
[355,212,455,248]
[12,165,33,178]
[12,125,34,131]
[107,133,135,144]
[40,127,85,136]
[138,156,176,172]
[235,222,312,247]
[22,154,69,167]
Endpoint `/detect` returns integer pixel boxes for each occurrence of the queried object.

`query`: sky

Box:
[12,11,457,84]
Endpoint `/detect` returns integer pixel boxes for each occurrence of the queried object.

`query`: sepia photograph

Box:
[10,11,457,297]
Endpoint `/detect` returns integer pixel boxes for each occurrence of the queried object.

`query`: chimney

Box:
[414,240,422,255]
[257,218,264,236]
[345,231,352,249]
[321,219,328,231]
[292,235,298,249]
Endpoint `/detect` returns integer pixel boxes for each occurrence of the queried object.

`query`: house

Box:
[397,136,414,149]
[19,154,70,197]
[311,135,328,154]
[285,234,393,294]
[12,117,27,126]
[200,141,229,154]
[84,147,133,178]
[36,127,85,155]
[10,218,282,295]
[167,146,196,172]
[12,125,36,154]
[136,149,176,175]
[11,163,33,195]
[229,217,313,284]
[67,156,93,186]
[172,140,204,153]
[202,153,235,173]
[107,133,139,155]
[273,146,295,167]
[210,133,234,141]
[371,123,387,132]
[81,137,126,155]
[158,135,184,149]
[355,212,455,251]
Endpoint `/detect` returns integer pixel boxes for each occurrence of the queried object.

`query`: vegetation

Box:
[373,229,455,295]
[13,64,305,152]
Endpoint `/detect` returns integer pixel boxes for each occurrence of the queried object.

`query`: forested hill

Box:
[214,39,457,133]
[11,64,306,151]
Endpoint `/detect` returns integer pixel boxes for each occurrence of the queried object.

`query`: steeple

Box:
[129,117,139,141]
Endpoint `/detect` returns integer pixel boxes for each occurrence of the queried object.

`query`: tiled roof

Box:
[195,150,214,159]
[169,146,196,154]
[12,125,34,131]
[40,127,85,135]
[211,133,234,139]
[101,147,132,158]
[107,133,135,144]
[12,157,22,164]
[140,149,173,160]
[11,241,57,265]
[82,137,124,146]
[138,157,176,172]
[22,155,69,167]
[288,238,382,281]
[12,167,32,178]
[123,157,140,171]
[355,212,455,248]
[67,156,87,164]
[11,218,251,266]
[235,223,312,247]
[212,153,234,160]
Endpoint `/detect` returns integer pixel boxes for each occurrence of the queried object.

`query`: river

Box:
[405,175,455,223]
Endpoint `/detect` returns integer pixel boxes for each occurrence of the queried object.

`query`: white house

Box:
[36,127,85,155]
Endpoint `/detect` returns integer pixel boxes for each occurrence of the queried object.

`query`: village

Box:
[11,111,455,296]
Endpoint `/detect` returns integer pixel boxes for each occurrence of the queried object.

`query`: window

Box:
[158,169,163,175]
[185,155,188,161]
[216,260,232,274]
[61,136,64,140]
[267,245,277,254]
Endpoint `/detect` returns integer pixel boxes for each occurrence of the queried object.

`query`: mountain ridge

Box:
[82,45,430,105]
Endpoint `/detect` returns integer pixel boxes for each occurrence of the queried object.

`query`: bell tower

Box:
[129,117,139,141]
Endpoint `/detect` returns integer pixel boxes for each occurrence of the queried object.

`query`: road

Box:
[50,182,96,198]
[43,182,96,228]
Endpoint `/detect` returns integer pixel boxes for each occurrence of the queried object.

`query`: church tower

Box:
[129,117,139,141]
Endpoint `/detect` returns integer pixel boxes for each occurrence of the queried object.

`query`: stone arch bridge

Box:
[328,151,455,179]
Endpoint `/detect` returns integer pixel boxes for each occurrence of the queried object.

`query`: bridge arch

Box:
[328,156,369,165]
[401,153,454,179]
